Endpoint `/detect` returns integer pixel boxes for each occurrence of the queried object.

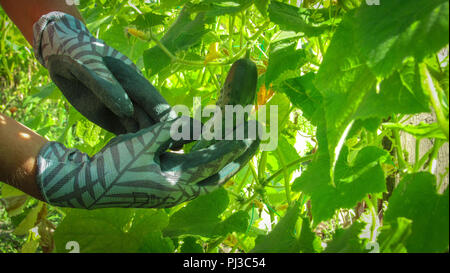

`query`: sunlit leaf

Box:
[382,172,449,252]
[355,0,449,77]
[163,188,248,237]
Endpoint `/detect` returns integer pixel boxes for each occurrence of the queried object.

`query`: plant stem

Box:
[276,149,291,205]
[242,193,258,211]
[249,162,259,184]
[419,63,449,140]
[240,12,245,50]
[258,151,267,182]
[240,155,314,211]
[229,15,235,54]
[427,139,444,174]
[413,138,421,172]
[147,21,270,68]
[234,166,251,194]
[207,67,221,90]
[391,116,409,171]
[364,196,378,242]
[262,154,314,185]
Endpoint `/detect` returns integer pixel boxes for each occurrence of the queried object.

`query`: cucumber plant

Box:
[0,0,448,253]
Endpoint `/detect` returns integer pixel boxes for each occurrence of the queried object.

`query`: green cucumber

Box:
[216,58,258,111]
[191,58,258,151]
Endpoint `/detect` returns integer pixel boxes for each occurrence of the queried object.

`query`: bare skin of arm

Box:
[0,114,48,200]
[0,1,82,199]
[0,0,83,46]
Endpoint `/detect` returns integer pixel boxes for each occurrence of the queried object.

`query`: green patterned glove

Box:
[36,117,260,209]
[33,11,175,134]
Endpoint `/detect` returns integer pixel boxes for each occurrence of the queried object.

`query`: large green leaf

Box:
[163,188,248,237]
[293,122,388,224]
[355,62,430,119]
[138,231,175,253]
[143,5,209,76]
[130,210,174,253]
[193,0,253,18]
[315,12,377,180]
[160,0,189,9]
[268,1,331,37]
[265,40,306,86]
[254,0,270,17]
[54,208,171,253]
[263,92,292,129]
[355,0,449,77]
[378,217,413,253]
[278,73,323,125]
[180,236,204,253]
[382,172,449,253]
[251,200,302,252]
[298,216,318,253]
[131,12,168,29]
[324,222,367,253]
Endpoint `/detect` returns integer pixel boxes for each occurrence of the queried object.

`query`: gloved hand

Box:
[33,11,175,135]
[36,116,260,209]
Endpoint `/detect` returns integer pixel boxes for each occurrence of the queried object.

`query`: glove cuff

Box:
[36,141,90,205]
[33,11,69,67]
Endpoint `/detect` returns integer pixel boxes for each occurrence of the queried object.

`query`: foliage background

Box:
[0,0,448,253]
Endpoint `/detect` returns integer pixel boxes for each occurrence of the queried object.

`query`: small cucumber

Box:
[191,58,258,151]
[216,58,258,110]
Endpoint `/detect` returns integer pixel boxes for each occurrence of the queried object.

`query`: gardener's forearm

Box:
[0,113,47,201]
[0,0,84,45]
